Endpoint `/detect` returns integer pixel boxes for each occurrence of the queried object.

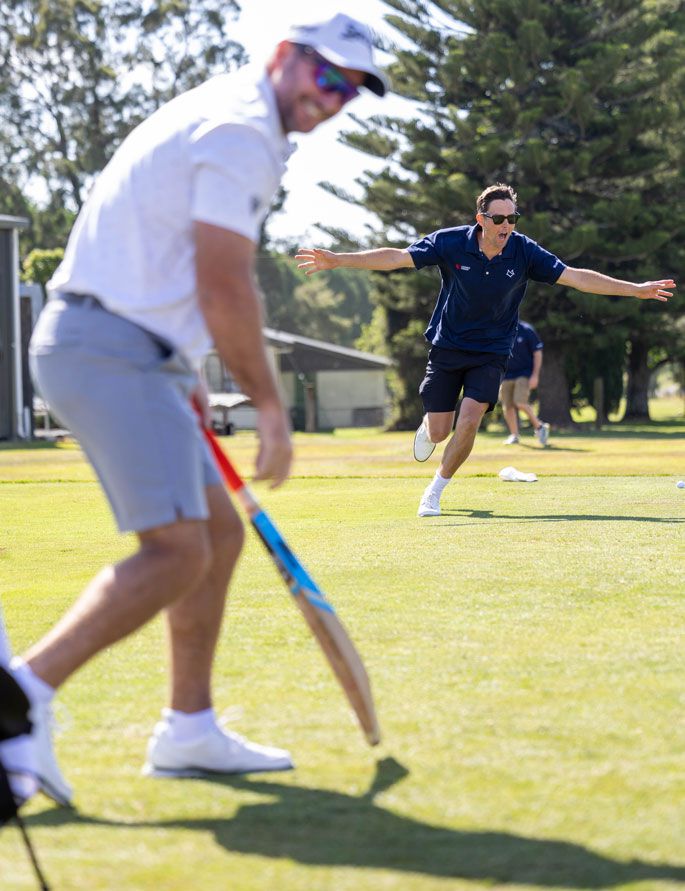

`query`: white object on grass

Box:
[677,480,685,489]
[499,466,538,483]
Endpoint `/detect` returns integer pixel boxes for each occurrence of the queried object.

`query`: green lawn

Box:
[1,405,684,890]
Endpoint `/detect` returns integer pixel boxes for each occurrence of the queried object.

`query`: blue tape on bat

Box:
[252,510,335,614]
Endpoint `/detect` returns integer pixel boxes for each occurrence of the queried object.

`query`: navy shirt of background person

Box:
[408,225,565,354]
[505,320,544,380]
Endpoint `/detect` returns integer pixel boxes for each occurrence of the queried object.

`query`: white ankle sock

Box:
[429,472,451,496]
[9,657,55,706]
[163,707,216,742]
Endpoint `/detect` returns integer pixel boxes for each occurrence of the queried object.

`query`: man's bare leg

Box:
[165,484,244,713]
[439,398,489,478]
[418,399,488,516]
[145,484,293,776]
[516,401,541,430]
[23,520,212,690]
[11,518,212,804]
[504,404,519,438]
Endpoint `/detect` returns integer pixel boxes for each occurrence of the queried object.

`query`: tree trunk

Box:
[623,336,651,421]
[538,342,574,428]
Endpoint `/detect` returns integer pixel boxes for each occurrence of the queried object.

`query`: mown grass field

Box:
[1,401,684,890]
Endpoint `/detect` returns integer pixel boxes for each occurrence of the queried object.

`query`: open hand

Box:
[635,279,676,301]
[295,248,338,276]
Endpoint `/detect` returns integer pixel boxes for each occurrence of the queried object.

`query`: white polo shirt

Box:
[48,65,294,365]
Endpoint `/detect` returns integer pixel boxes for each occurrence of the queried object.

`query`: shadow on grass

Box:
[437,508,684,525]
[25,758,685,887]
[501,443,591,453]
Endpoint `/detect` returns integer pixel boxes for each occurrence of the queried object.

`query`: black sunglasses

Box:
[482,211,520,225]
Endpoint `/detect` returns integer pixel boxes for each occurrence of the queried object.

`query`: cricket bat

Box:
[201,422,380,746]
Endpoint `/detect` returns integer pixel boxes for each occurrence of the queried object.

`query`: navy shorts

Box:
[419,346,508,413]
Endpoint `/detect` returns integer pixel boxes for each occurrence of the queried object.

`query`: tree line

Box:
[3,0,684,426]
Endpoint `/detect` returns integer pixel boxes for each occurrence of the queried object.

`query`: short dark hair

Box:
[476,183,518,214]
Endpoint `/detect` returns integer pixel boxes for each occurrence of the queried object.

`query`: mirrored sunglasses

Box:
[298,45,359,104]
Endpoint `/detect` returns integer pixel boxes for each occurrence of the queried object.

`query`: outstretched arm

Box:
[558,267,676,302]
[295,247,414,275]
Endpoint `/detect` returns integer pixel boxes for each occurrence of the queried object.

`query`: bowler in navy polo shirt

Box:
[296,183,675,518]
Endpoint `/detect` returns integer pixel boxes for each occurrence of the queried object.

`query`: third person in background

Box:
[500,320,549,446]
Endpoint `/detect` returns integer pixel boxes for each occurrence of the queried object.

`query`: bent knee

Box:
[139,521,213,585]
[206,486,245,555]
[426,424,451,443]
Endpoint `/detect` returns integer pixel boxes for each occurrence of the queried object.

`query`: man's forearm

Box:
[560,267,639,296]
[199,282,282,409]
[329,248,412,271]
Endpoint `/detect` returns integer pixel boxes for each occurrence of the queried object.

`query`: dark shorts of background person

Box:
[419,345,508,413]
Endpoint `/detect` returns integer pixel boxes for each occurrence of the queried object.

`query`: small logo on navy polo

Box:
[342,23,372,45]
[506,269,515,278]
[455,264,471,271]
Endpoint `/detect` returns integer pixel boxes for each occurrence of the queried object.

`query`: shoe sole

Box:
[417,509,440,517]
[413,445,436,462]
[413,429,436,462]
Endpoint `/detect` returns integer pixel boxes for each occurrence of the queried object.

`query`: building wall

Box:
[204,350,389,431]
[317,370,388,428]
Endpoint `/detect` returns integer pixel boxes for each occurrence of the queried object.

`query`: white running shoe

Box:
[413,421,436,462]
[417,489,441,517]
[0,735,39,806]
[143,719,294,778]
[31,701,73,806]
[535,422,550,446]
[503,434,519,445]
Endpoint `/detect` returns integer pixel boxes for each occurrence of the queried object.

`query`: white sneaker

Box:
[31,701,73,806]
[143,719,294,778]
[503,434,519,445]
[417,488,441,517]
[413,421,436,462]
[1,736,39,806]
[535,422,550,446]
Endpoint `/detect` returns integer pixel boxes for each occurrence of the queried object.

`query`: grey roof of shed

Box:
[263,327,393,373]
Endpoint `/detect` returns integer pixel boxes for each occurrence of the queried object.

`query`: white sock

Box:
[428,472,451,497]
[9,658,55,706]
[163,707,216,742]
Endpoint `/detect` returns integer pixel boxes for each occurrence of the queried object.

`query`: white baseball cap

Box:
[287,13,389,97]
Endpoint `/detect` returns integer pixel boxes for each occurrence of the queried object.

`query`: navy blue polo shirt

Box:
[504,321,544,379]
[408,225,565,354]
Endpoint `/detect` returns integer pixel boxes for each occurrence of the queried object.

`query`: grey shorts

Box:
[29,294,221,533]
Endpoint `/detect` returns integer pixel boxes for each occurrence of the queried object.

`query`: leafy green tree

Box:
[0,0,245,247]
[21,247,64,287]
[256,252,373,348]
[329,0,685,428]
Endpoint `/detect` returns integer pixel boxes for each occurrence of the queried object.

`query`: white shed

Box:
[203,328,393,432]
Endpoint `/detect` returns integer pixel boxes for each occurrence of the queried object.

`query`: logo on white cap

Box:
[287,13,388,97]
